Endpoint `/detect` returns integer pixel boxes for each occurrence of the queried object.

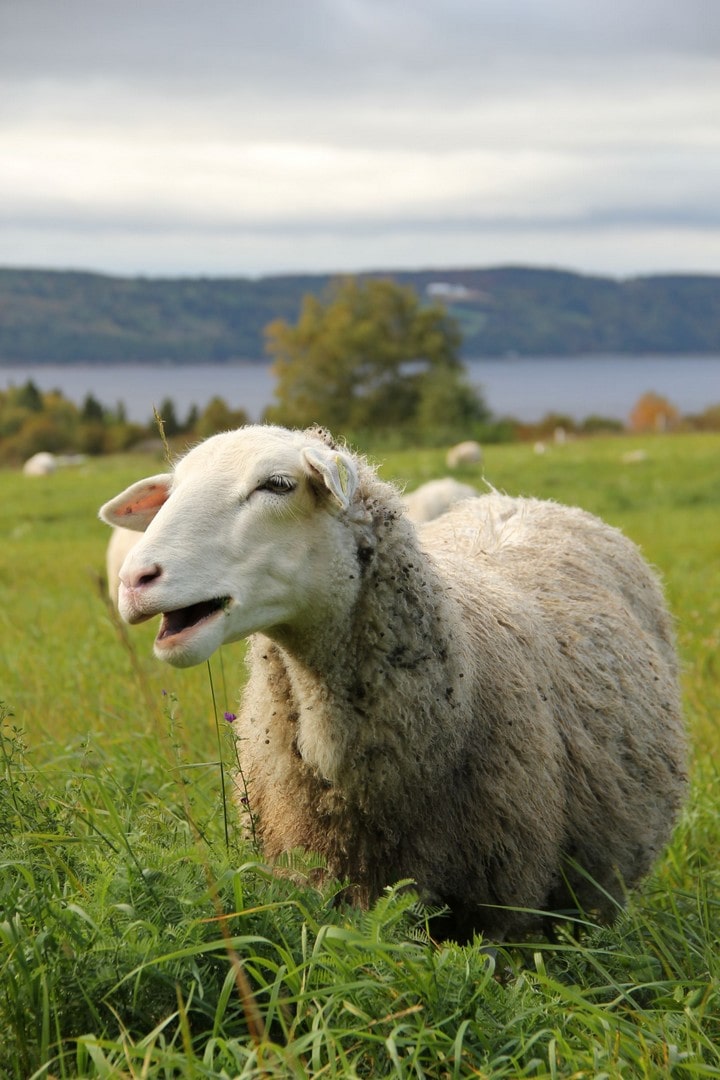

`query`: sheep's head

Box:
[99,425,362,667]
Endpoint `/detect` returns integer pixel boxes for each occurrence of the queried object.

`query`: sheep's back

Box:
[420,492,674,650]
[419,492,686,917]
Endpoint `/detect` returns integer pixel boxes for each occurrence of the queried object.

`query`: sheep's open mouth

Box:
[157,598,229,642]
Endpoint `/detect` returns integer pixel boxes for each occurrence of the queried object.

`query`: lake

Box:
[1,355,719,425]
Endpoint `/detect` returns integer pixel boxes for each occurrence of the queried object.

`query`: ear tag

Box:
[302,445,357,510]
[336,456,349,497]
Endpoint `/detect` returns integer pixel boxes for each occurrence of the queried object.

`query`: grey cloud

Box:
[2,0,719,94]
[4,199,719,236]
[2,0,718,278]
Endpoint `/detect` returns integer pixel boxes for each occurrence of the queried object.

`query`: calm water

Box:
[2,355,719,424]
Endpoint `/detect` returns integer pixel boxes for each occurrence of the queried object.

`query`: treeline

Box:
[0,380,249,464]
[4,378,719,468]
[1,266,719,364]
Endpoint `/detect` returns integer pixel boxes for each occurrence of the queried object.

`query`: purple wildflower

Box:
[224,711,237,723]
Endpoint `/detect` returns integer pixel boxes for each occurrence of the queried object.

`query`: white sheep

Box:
[402,477,478,523]
[445,439,483,469]
[99,424,686,941]
[23,451,57,476]
[105,526,141,607]
[622,449,648,465]
[104,478,475,607]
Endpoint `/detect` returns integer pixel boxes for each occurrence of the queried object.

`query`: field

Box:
[1,431,719,1078]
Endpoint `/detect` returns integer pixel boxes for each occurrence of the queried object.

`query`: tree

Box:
[264,277,488,438]
[194,396,250,438]
[81,393,105,422]
[15,380,43,412]
[184,404,200,432]
[629,392,680,433]
[156,397,181,437]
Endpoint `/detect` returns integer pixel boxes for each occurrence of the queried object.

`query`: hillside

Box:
[1,266,719,364]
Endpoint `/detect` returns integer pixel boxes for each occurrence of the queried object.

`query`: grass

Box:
[1,431,719,1077]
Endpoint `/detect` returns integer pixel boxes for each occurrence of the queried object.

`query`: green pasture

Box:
[1,431,719,1078]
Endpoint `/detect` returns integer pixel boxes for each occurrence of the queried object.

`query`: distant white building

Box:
[426,282,491,303]
[427,282,475,301]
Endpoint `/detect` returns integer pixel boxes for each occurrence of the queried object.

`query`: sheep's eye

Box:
[256,475,296,495]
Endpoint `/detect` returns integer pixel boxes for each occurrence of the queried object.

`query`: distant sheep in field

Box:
[23,451,57,476]
[622,449,648,465]
[99,424,687,941]
[403,477,478,523]
[445,439,483,469]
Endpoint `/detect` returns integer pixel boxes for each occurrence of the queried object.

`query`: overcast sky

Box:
[1,0,719,280]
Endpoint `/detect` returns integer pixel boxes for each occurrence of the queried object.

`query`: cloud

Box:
[1,0,719,277]
[4,0,719,88]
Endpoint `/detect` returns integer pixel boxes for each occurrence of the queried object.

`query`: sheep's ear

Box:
[98,474,172,531]
[301,445,358,510]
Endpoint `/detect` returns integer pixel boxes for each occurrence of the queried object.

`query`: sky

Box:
[1,0,719,281]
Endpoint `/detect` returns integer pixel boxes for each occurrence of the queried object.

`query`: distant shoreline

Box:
[3,355,718,425]
[4,349,720,368]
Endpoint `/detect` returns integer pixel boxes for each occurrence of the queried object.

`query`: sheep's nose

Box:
[123,563,162,589]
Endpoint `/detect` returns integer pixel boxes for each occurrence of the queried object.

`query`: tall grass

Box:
[1,432,719,1077]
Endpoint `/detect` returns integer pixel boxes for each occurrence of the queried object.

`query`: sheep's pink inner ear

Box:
[98,474,171,531]
[121,484,168,516]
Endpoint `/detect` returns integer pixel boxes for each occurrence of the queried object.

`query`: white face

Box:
[99,426,361,667]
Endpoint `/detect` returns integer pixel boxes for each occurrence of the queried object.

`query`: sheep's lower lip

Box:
[156,598,229,644]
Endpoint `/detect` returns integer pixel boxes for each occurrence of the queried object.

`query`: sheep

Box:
[23,451,57,476]
[105,526,142,607]
[445,439,483,469]
[402,477,478,523]
[99,424,687,941]
[104,479,475,607]
[622,449,648,465]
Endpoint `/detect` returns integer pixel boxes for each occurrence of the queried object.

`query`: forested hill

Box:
[1,265,719,364]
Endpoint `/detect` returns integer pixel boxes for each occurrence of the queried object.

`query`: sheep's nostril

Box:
[135,564,162,588]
